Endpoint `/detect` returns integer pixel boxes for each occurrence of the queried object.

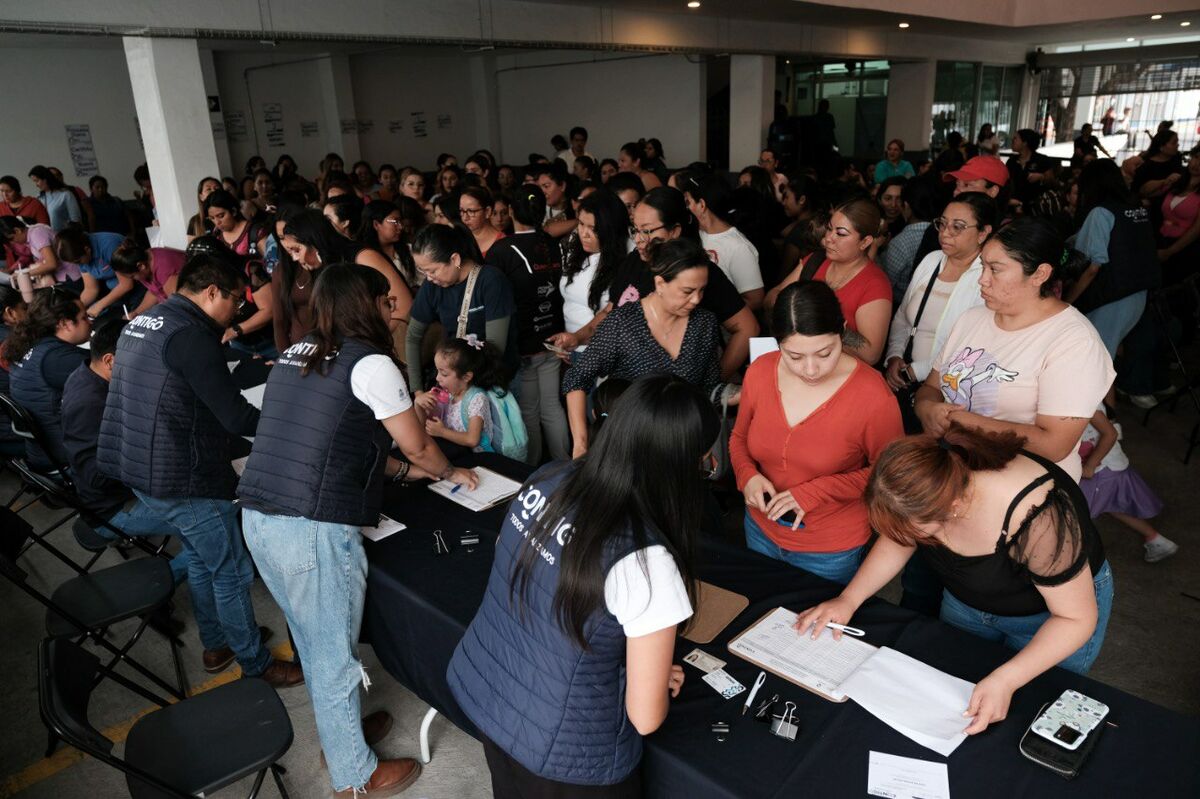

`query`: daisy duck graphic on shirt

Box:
[940,347,1019,413]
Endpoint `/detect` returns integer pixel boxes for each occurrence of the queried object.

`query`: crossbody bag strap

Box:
[455,266,481,339]
[798,249,826,282]
[901,257,943,365]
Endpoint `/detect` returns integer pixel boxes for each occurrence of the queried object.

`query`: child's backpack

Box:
[459,387,528,462]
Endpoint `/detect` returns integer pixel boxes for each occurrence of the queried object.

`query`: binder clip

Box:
[770,702,799,742]
[753,693,780,722]
[711,721,729,742]
[460,532,480,552]
[432,529,451,555]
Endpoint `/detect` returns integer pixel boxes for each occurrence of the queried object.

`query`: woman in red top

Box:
[731,281,902,583]
[766,198,892,364]
[0,176,50,225]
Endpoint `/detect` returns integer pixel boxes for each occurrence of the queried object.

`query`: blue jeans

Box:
[242,509,375,792]
[132,491,271,676]
[1086,291,1146,359]
[228,337,279,360]
[98,499,191,583]
[744,511,866,585]
[939,561,1114,675]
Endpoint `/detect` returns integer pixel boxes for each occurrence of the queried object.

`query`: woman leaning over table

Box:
[731,281,902,585]
[448,374,714,798]
[798,423,1112,734]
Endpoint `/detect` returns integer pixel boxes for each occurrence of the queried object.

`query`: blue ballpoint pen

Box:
[450,483,462,494]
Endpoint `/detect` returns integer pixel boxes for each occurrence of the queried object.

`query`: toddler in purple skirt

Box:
[1079,407,1178,563]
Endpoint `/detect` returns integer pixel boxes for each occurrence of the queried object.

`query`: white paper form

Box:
[867,751,950,799]
[241,383,266,410]
[727,607,877,700]
[361,515,406,542]
[840,646,975,757]
[428,467,521,512]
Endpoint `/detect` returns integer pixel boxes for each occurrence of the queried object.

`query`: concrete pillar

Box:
[123,37,222,250]
[316,55,361,164]
[469,52,501,158]
[729,55,775,171]
[198,49,233,179]
[884,61,936,155]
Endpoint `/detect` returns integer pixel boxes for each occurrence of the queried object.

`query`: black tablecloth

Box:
[362,458,1200,798]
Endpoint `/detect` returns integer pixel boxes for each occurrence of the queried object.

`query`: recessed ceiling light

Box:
[687,1,701,7]
[1126,37,1135,41]
[1183,21,1192,26]
[898,22,910,29]
[1151,14,1162,20]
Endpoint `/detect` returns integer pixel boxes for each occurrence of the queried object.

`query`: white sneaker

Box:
[1129,394,1159,409]
[1144,535,1179,563]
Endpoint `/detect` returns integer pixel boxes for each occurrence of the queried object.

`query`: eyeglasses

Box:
[460,207,485,217]
[933,218,980,234]
[633,224,667,239]
[384,217,403,226]
[220,288,247,311]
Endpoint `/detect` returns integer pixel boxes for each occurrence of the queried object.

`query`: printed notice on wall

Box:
[225,111,248,142]
[65,125,99,178]
[300,121,320,137]
[437,114,452,130]
[212,122,226,140]
[341,118,357,134]
[356,119,374,134]
[388,120,404,134]
[411,111,427,139]
[263,103,285,148]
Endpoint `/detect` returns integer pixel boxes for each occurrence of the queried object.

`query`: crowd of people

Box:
[0,119,1192,797]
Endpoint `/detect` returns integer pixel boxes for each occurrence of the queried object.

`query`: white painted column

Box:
[884,61,936,154]
[123,37,222,250]
[317,55,361,164]
[729,55,775,171]
[199,49,233,179]
[469,52,501,158]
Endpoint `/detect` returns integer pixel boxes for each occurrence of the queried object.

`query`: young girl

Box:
[416,335,507,453]
[1079,406,1178,562]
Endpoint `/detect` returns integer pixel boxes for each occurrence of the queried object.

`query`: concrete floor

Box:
[1,369,1197,798]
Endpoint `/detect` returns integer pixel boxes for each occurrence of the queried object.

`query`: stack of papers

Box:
[361,515,406,541]
[241,384,266,410]
[429,467,522,512]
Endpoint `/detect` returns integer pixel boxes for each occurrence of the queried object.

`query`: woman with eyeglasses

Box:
[448,374,714,799]
[459,185,506,259]
[885,192,994,432]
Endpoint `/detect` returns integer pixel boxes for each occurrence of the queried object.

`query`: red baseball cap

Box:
[943,155,1010,186]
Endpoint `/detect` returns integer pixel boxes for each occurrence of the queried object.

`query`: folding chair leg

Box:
[270,764,291,799]
[44,730,58,758]
[246,768,268,799]
[88,621,187,701]
[167,630,189,698]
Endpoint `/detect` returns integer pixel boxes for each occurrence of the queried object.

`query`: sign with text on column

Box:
[65,124,99,177]
[263,103,285,148]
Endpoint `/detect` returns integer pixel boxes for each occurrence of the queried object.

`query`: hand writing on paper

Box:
[962,672,1015,734]
[447,467,479,491]
[668,665,685,698]
[793,596,860,641]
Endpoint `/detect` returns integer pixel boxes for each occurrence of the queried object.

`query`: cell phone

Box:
[543,341,569,356]
[776,511,806,529]
[1029,690,1109,751]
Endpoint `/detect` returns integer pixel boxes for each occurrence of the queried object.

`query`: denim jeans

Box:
[98,498,191,583]
[744,511,866,585]
[514,351,570,464]
[939,561,1114,675]
[228,336,279,360]
[132,491,271,676]
[1086,291,1146,359]
[242,509,376,792]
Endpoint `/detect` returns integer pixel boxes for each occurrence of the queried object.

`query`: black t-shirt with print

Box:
[486,231,565,355]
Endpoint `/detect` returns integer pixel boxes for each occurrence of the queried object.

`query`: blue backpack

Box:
[459,387,528,462]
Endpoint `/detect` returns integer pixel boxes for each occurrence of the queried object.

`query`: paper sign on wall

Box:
[225,111,248,142]
[388,120,404,134]
[263,103,285,148]
[437,114,452,130]
[300,121,320,137]
[411,111,427,138]
[356,119,374,134]
[341,118,358,134]
[65,125,99,178]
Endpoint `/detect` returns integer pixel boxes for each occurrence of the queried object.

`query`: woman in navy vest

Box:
[5,288,90,470]
[239,263,478,797]
[448,374,719,798]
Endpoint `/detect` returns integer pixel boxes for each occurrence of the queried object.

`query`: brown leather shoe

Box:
[332,758,421,797]
[257,658,304,688]
[202,626,274,674]
[321,710,394,769]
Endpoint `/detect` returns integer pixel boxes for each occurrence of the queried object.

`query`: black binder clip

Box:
[432,529,451,555]
[770,702,799,742]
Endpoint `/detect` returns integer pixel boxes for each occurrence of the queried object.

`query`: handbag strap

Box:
[901,257,942,365]
[455,266,481,339]
[798,249,826,283]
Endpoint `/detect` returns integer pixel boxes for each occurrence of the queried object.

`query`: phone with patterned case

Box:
[1030,690,1109,751]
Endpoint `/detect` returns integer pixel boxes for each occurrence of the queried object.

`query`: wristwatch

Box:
[231,323,243,338]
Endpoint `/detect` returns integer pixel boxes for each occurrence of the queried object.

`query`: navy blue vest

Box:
[1075,202,1162,314]
[10,337,86,470]
[447,464,645,786]
[98,295,239,499]
[238,337,391,526]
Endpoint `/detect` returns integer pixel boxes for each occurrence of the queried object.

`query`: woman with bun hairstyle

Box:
[798,423,1113,733]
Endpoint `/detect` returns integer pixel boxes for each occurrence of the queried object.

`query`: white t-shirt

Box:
[561,253,609,351]
[700,227,763,295]
[1080,413,1130,473]
[350,354,413,419]
[604,545,693,637]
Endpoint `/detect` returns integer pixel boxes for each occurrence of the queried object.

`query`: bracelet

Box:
[390,460,411,484]
[231,323,243,337]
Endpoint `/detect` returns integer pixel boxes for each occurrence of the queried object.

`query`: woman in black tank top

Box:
[796,423,1113,736]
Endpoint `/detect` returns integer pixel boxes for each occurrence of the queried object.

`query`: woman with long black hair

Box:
[358,200,418,292]
[448,373,715,798]
[240,263,477,797]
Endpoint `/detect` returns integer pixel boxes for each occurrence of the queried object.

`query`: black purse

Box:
[895,258,942,434]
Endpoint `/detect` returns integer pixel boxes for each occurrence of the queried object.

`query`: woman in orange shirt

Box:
[730,281,903,583]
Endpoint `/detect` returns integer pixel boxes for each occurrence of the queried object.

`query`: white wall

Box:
[494,52,706,167]
[885,61,937,153]
[0,46,146,196]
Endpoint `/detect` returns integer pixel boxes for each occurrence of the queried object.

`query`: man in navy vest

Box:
[98,253,302,688]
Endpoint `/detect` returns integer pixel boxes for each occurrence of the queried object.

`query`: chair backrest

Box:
[37,638,114,757]
[0,392,74,479]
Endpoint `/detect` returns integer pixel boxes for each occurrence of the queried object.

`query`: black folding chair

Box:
[39,638,292,799]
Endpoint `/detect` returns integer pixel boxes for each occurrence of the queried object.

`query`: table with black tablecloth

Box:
[359,454,1200,798]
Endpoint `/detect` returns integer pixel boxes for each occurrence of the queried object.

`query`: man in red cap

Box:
[944,155,1010,200]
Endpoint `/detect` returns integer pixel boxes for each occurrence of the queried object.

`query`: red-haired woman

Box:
[797,423,1112,735]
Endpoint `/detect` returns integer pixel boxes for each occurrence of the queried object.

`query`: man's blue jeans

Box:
[242,509,376,792]
[132,491,271,676]
[98,498,191,583]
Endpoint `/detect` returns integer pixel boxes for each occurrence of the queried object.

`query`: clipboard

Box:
[680,581,749,644]
[726,606,879,703]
